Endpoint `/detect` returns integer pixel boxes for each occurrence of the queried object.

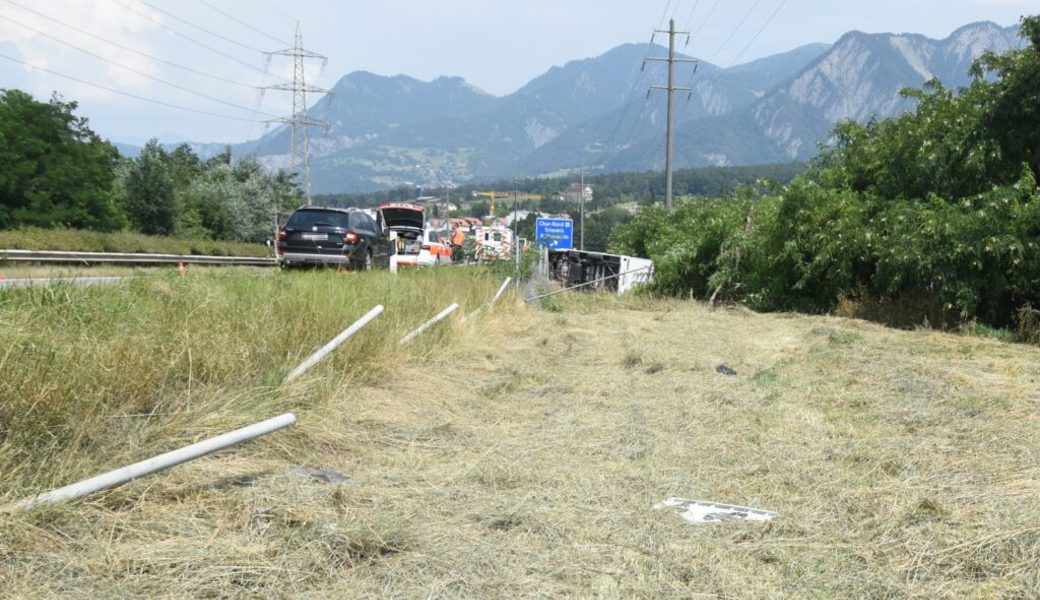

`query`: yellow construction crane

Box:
[471,191,499,218]
[472,190,540,219]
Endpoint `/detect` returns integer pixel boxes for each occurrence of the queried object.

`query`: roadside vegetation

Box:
[1,277,1038,596]
[0,227,268,257]
[0,268,501,501]
[0,89,298,248]
[612,15,1040,336]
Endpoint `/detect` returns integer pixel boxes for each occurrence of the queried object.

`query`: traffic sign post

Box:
[535,218,574,250]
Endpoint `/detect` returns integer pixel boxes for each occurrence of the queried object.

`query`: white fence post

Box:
[462,277,512,322]
[12,413,297,511]
[286,305,384,382]
[399,303,459,345]
[489,276,512,306]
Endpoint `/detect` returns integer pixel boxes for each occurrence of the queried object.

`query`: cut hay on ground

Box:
[2,277,1039,597]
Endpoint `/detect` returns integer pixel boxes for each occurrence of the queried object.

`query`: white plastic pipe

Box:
[462,277,512,323]
[489,276,512,306]
[399,303,459,345]
[285,305,384,382]
[13,413,297,511]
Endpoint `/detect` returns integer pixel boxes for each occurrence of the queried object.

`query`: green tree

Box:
[185,157,298,242]
[583,206,634,252]
[974,15,1040,184]
[0,90,123,230]
[123,139,177,235]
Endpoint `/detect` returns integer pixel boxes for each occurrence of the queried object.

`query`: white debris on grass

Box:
[654,497,778,524]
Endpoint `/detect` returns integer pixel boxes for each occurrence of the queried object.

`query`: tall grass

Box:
[0,267,504,498]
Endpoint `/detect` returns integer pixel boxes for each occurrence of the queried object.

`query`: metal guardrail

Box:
[0,249,276,267]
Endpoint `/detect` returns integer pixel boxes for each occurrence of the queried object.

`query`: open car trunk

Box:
[380,204,425,255]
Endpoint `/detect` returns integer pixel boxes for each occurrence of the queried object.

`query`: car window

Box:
[429,231,440,243]
[358,214,378,233]
[287,210,349,229]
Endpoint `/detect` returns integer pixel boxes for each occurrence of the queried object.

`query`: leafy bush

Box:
[610,15,1040,334]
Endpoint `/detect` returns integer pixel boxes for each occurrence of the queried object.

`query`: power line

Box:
[0,0,257,89]
[0,52,265,122]
[599,45,657,156]
[728,0,789,67]
[690,0,723,42]
[105,0,290,83]
[686,0,790,96]
[710,0,765,61]
[678,0,703,47]
[579,31,666,177]
[193,0,290,46]
[681,0,702,32]
[133,0,265,54]
[657,0,674,29]
[251,0,298,23]
[673,0,790,152]
[0,12,280,119]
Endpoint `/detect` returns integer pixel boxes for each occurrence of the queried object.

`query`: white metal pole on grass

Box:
[12,413,297,511]
[462,276,512,322]
[285,305,384,382]
[490,276,511,306]
[399,303,459,345]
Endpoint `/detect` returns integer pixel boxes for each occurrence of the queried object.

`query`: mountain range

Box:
[129,21,1023,193]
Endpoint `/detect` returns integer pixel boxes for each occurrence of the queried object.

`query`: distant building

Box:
[558,183,593,204]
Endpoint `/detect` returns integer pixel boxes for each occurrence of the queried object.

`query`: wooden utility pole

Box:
[647,19,695,209]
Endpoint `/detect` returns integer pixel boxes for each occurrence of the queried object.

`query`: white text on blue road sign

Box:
[535,218,574,249]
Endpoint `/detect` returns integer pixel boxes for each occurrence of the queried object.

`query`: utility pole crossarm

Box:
[262,83,329,94]
[650,85,693,91]
[644,57,698,63]
[266,49,328,61]
[266,116,332,133]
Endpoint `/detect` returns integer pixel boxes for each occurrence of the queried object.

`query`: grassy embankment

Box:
[1,271,1039,597]
[0,227,268,256]
[0,227,270,278]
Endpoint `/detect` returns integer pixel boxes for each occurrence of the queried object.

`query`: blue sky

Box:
[0,0,1034,144]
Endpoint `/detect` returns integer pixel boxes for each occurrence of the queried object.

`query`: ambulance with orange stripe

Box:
[378,202,453,267]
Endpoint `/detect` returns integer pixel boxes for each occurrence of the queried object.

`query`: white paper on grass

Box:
[654,497,778,524]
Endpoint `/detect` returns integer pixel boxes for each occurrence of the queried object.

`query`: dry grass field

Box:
[2,272,1039,597]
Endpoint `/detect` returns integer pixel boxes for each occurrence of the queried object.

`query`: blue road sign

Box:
[535,218,574,249]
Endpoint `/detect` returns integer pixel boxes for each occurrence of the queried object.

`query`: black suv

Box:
[276,207,393,269]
